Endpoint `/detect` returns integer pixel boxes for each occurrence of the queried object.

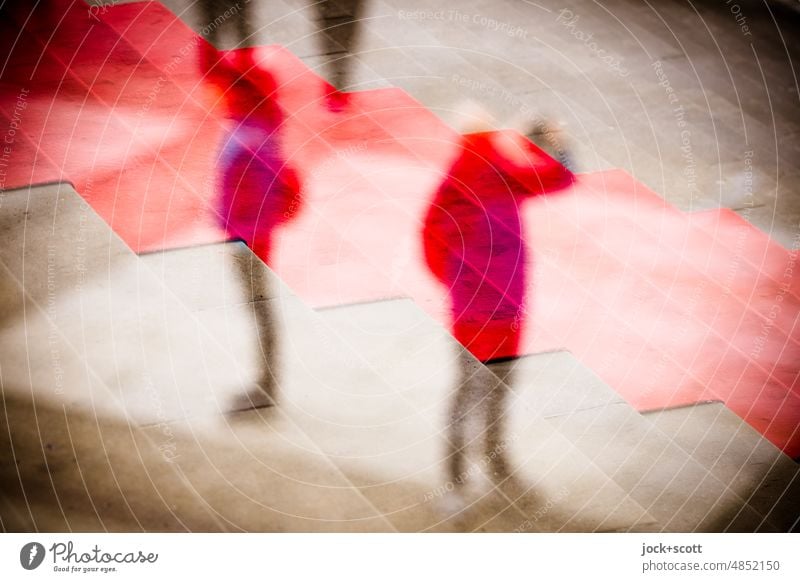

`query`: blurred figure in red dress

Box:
[209,54,303,409]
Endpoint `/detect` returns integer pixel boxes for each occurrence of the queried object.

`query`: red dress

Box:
[211,58,302,260]
[422,131,573,361]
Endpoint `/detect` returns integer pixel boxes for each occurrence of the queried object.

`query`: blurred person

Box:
[422,111,573,502]
[209,55,303,408]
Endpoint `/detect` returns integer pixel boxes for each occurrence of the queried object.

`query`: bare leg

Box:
[235,0,254,48]
[448,353,507,491]
[199,0,253,47]
[310,0,364,109]
[482,361,528,502]
[447,374,470,488]
[483,366,518,483]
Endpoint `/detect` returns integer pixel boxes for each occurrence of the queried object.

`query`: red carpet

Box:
[1,0,798,456]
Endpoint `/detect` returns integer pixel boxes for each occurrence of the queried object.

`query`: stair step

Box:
[0,184,417,531]
[0,0,224,250]
[646,402,800,532]
[135,407,397,532]
[0,391,220,532]
[0,184,382,531]
[0,183,270,423]
[5,0,800,529]
[145,243,654,532]
[4,0,797,458]
[2,182,787,531]
[318,299,657,532]
[0,182,649,531]
[0,110,62,185]
[0,360,392,532]
[488,354,795,531]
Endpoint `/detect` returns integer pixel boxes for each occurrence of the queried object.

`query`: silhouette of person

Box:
[196,0,366,110]
[217,67,301,259]
[422,130,573,498]
[309,0,366,110]
[210,56,303,408]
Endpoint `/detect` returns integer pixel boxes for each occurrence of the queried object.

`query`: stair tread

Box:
[3,3,800,482]
[0,183,271,424]
[647,403,800,532]
[1,382,397,532]
[550,402,779,532]
[0,393,222,532]
[0,185,445,531]
[1,0,797,463]
[489,354,796,532]
[0,183,651,531]
[145,243,654,532]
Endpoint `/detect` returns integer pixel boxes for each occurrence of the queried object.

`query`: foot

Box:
[325,89,352,113]
[228,382,276,413]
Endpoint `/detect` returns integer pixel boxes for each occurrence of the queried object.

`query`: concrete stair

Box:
[2,0,798,534]
[648,403,800,531]
[2,0,798,458]
[1,182,653,531]
[489,355,800,531]
[143,242,652,532]
[0,183,392,531]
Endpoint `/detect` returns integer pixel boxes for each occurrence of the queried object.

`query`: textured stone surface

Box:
[491,354,798,532]
[148,243,653,532]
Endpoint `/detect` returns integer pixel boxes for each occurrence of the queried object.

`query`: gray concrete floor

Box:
[153,0,800,247]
